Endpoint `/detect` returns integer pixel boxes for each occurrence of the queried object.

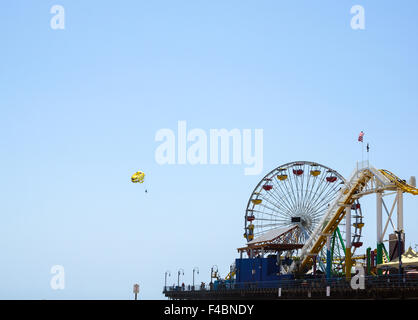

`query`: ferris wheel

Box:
[244,161,364,274]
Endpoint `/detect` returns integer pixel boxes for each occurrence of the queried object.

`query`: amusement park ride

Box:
[241,160,418,281]
[164,160,418,299]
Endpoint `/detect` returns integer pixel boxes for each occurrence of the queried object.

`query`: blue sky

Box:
[1,0,418,299]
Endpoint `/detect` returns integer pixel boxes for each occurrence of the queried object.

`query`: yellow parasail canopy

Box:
[131,171,145,183]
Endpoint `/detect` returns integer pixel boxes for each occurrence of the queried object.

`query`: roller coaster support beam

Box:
[345,206,352,281]
[366,247,371,275]
[396,189,405,263]
[376,192,383,275]
[397,189,404,233]
[326,235,331,280]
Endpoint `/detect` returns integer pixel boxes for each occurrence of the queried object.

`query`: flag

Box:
[358,131,364,142]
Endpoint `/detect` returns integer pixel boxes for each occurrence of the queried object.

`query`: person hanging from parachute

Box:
[131,171,148,193]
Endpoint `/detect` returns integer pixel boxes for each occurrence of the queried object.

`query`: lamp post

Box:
[177,268,184,288]
[133,284,139,300]
[210,265,218,285]
[164,271,171,292]
[193,267,199,290]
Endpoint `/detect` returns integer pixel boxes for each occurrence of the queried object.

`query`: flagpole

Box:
[358,131,365,165]
[367,142,369,163]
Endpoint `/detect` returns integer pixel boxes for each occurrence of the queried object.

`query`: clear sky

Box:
[1,0,418,299]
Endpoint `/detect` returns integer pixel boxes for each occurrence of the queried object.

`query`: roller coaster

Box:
[164,161,418,300]
[294,162,418,277]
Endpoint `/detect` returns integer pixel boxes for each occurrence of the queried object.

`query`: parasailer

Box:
[131,171,148,193]
[131,171,145,183]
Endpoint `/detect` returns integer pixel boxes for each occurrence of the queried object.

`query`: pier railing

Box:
[163,274,418,293]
